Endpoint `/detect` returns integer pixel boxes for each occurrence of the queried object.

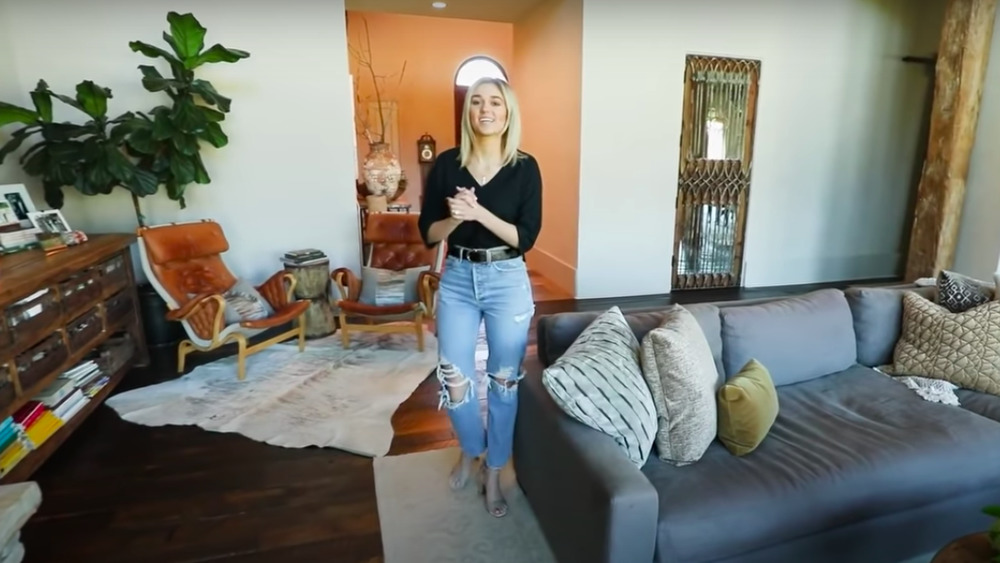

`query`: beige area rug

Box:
[105,331,438,457]
[373,447,557,563]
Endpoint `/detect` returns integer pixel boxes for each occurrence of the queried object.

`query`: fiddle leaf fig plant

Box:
[125,11,249,209]
[985,505,1000,561]
[0,80,158,211]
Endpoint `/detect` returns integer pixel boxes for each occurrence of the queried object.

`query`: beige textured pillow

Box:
[893,292,1000,396]
[639,305,719,466]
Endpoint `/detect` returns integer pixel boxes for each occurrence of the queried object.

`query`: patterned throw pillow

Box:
[360,265,429,307]
[639,305,719,465]
[937,270,995,313]
[222,279,275,325]
[893,291,1000,396]
[542,306,658,467]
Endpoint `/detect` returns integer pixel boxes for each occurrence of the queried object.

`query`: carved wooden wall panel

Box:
[672,55,761,290]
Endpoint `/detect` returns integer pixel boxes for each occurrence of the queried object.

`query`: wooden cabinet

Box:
[0,234,149,482]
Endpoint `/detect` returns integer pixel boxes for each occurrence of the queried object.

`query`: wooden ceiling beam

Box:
[904,0,998,281]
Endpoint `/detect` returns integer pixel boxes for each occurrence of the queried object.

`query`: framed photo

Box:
[0,184,38,228]
[0,200,18,227]
[28,209,71,234]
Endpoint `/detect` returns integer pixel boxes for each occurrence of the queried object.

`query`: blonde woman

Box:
[418,77,542,518]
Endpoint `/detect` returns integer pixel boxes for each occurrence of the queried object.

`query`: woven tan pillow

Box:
[893,291,1000,396]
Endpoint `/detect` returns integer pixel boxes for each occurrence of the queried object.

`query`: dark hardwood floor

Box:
[19,277,897,562]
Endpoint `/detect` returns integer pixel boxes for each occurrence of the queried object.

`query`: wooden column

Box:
[904,0,998,281]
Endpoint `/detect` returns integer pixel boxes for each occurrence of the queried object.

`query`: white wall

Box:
[0,0,26,187]
[953,7,1000,281]
[576,0,944,298]
[0,0,360,283]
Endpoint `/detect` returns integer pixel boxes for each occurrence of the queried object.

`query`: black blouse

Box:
[418,147,543,254]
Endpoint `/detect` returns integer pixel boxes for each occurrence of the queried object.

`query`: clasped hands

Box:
[447,187,483,222]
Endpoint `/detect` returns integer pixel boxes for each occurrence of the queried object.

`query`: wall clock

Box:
[417,134,436,163]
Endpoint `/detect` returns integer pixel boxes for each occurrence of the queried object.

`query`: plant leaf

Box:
[167,12,206,61]
[152,109,174,141]
[43,181,65,209]
[199,121,228,148]
[190,44,250,68]
[0,126,36,163]
[169,153,196,185]
[126,166,160,196]
[30,89,53,123]
[0,102,39,128]
[129,40,187,78]
[171,97,207,133]
[138,65,183,93]
[171,131,199,156]
[189,79,231,112]
[75,81,111,119]
[984,505,1000,518]
[191,152,210,184]
[127,123,157,154]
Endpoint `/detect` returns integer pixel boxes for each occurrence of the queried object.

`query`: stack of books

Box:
[12,401,62,452]
[0,228,39,254]
[282,248,327,267]
[34,375,89,423]
[0,417,28,477]
[60,360,108,399]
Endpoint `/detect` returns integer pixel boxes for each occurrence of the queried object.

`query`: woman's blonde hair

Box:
[458,77,525,169]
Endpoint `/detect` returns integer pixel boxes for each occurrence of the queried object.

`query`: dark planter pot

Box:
[137,283,185,348]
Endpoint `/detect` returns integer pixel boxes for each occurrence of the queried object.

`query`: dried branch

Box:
[347,15,406,146]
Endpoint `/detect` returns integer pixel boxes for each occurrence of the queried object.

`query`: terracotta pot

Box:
[931,532,996,563]
[362,142,402,199]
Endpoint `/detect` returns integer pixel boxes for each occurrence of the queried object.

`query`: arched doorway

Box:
[454,56,508,143]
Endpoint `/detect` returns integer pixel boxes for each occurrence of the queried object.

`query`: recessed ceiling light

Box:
[432,1,446,8]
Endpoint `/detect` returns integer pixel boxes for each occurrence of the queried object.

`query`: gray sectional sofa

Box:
[513,285,1000,563]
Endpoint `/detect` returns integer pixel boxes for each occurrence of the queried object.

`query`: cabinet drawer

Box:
[104,290,133,327]
[15,333,67,393]
[5,288,60,348]
[97,254,129,296]
[59,270,102,320]
[66,307,102,352]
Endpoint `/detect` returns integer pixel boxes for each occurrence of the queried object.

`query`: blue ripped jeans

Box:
[435,254,535,470]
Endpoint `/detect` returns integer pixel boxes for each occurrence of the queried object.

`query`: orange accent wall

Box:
[513,0,582,296]
[346,11,514,204]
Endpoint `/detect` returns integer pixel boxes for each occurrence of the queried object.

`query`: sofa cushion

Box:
[640,365,1000,563]
[843,285,937,366]
[541,306,658,467]
[537,303,724,381]
[719,289,857,385]
[893,292,1000,396]
[956,389,1000,423]
[639,305,719,465]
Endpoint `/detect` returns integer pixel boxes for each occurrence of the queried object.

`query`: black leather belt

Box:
[448,245,522,263]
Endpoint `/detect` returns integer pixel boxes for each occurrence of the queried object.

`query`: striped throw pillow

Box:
[541,306,657,467]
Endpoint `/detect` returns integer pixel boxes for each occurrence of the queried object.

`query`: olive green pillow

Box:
[717,359,778,456]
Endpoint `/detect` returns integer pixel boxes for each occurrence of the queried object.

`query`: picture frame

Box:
[28,209,72,235]
[0,184,38,228]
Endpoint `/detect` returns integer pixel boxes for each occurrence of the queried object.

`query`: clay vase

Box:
[362,142,402,200]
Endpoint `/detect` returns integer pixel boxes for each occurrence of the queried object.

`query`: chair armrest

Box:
[165,293,226,342]
[513,363,658,563]
[256,271,296,309]
[331,268,360,302]
[418,271,440,318]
